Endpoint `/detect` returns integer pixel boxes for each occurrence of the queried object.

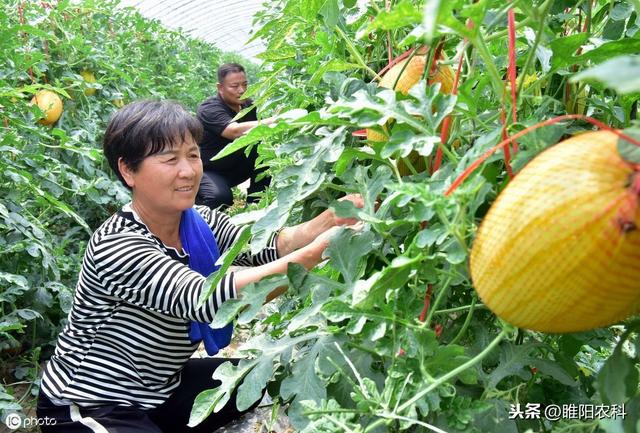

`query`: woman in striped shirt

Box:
[37,100,362,432]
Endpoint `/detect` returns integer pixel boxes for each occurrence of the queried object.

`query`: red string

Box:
[500,109,515,179]
[432,49,464,173]
[507,7,519,153]
[444,114,640,196]
[428,41,444,76]
[496,5,519,180]
[432,20,473,173]
[418,284,433,322]
[385,0,392,65]
[377,48,416,77]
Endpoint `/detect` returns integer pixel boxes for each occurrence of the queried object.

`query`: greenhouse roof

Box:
[118,0,266,60]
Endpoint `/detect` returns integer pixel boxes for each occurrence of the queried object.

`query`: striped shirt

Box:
[40,204,279,409]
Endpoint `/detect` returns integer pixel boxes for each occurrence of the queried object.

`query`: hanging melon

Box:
[470,130,640,333]
[366,53,455,176]
[80,70,97,96]
[31,90,63,125]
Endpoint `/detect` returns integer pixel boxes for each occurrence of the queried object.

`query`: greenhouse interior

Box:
[1,0,639,432]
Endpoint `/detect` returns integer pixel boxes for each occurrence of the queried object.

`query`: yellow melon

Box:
[31,90,63,125]
[80,70,97,96]
[470,130,640,333]
[366,54,455,175]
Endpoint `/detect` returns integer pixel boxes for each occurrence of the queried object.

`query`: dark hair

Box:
[103,100,203,188]
[217,63,245,83]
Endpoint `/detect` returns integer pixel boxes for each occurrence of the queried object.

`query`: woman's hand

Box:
[306,222,365,265]
[235,222,364,298]
[276,194,366,257]
[332,194,365,226]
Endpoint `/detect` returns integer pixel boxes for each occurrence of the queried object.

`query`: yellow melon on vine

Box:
[80,70,97,96]
[31,90,63,125]
[470,130,640,333]
[366,53,455,176]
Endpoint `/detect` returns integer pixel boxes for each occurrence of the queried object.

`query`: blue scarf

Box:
[179,208,233,356]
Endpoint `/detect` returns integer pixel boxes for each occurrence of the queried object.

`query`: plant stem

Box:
[400,155,417,175]
[303,408,365,415]
[485,0,555,43]
[448,296,477,346]
[363,329,508,433]
[377,412,449,433]
[343,309,426,331]
[471,31,504,100]
[348,342,382,357]
[433,303,487,315]
[390,159,403,182]
[324,183,356,194]
[392,45,419,91]
[401,331,505,405]
[335,26,381,80]
[435,136,459,166]
[485,17,533,42]
[424,276,451,326]
[326,415,358,433]
[516,0,554,98]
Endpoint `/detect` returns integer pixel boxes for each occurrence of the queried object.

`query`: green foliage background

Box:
[0,0,253,419]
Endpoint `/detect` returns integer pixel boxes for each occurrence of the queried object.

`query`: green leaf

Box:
[598,348,639,404]
[0,272,29,292]
[616,127,640,164]
[210,122,294,161]
[280,334,338,429]
[324,228,375,285]
[422,0,442,43]
[16,309,42,321]
[571,55,640,94]
[321,300,354,322]
[0,321,25,333]
[426,345,476,385]
[319,0,339,28]
[486,343,540,389]
[554,36,640,70]
[280,347,326,403]
[236,358,273,411]
[188,388,222,427]
[382,129,439,159]
[622,394,640,433]
[575,40,640,66]
[611,2,635,20]
[367,1,422,31]
[444,239,467,265]
[199,226,251,306]
[286,265,341,332]
[189,360,257,426]
[250,128,346,253]
[9,25,54,40]
[434,0,473,38]
[530,359,576,386]
[599,418,626,433]
[550,33,589,69]
[310,59,361,84]
[209,275,288,328]
[352,253,422,307]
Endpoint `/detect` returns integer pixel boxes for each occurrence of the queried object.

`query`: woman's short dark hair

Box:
[217,63,245,83]
[103,100,203,188]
